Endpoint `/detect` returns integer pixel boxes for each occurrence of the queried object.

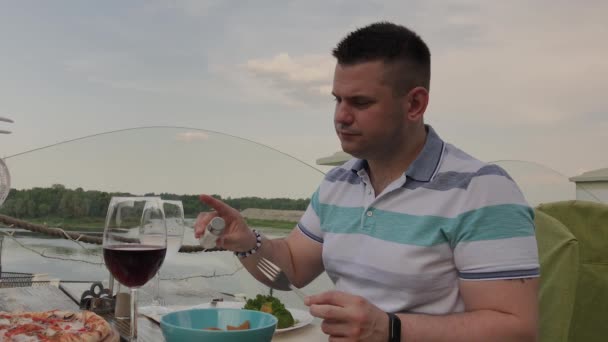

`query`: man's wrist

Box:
[242,229,258,251]
[234,229,262,258]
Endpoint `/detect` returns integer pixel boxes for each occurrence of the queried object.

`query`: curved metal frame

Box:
[0,116,12,134]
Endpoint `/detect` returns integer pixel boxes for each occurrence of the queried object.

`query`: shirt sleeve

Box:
[451,166,540,281]
[297,187,324,243]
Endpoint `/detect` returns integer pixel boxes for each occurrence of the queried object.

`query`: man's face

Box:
[332,61,408,160]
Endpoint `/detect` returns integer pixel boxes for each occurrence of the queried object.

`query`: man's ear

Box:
[405,87,429,122]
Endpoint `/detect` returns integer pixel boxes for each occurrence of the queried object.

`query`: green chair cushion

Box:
[536,200,608,342]
[535,209,579,342]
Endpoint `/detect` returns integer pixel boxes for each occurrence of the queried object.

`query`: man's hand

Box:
[193,194,256,252]
[305,291,389,342]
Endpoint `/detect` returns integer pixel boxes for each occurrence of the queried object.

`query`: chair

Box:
[537,200,608,342]
[534,209,579,342]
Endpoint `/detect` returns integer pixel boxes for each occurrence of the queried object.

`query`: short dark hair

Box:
[332,22,431,92]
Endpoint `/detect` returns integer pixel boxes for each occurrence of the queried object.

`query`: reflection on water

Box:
[28,244,101,257]
[0,227,333,310]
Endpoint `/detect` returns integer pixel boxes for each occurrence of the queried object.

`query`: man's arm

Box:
[239,227,325,289]
[195,195,325,290]
[398,278,539,342]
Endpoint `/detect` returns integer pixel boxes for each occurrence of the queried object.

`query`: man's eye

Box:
[354,100,371,106]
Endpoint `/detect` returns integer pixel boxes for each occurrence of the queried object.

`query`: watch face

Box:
[0,158,10,207]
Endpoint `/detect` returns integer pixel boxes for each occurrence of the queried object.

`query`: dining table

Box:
[0,282,327,341]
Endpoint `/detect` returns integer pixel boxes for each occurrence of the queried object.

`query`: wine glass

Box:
[146,199,185,306]
[103,196,167,341]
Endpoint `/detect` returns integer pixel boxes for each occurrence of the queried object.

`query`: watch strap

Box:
[387,312,401,342]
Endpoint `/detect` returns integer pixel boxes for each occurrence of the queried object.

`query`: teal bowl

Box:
[160,308,278,342]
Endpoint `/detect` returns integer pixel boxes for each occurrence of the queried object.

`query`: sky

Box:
[0,0,607,197]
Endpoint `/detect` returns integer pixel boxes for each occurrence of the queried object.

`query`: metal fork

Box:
[256,257,308,302]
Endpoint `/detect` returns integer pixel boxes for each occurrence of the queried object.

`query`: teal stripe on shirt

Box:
[310,187,321,215]
[447,203,535,247]
[318,203,535,247]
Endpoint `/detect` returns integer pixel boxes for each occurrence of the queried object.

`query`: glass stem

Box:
[153,271,161,303]
[108,273,114,296]
[130,288,138,341]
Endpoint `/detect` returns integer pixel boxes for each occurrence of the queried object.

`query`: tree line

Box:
[0,184,310,219]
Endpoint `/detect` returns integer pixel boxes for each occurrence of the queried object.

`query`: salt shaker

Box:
[199,217,226,249]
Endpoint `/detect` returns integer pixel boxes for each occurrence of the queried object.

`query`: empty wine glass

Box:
[103,196,167,341]
[146,199,185,306]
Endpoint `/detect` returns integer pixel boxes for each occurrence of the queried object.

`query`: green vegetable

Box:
[274,309,296,329]
[244,294,295,329]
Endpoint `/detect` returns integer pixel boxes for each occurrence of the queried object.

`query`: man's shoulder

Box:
[441,143,510,177]
[441,143,485,171]
[435,143,522,203]
[441,145,531,212]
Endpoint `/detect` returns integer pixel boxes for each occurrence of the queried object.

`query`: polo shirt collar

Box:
[406,125,444,182]
[350,125,444,182]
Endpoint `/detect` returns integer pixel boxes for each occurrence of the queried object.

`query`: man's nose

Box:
[334,102,354,125]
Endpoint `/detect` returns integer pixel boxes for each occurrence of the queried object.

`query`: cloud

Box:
[243,53,335,106]
[64,55,164,92]
[145,0,223,17]
[64,54,209,94]
[245,53,333,83]
[175,131,209,142]
[235,1,608,123]
[420,0,608,126]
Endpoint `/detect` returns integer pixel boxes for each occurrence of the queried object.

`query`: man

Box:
[195,22,539,341]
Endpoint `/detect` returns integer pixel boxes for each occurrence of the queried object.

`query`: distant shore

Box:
[1,216,296,231]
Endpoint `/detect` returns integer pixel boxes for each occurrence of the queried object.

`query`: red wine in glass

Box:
[103,245,167,288]
[103,196,167,341]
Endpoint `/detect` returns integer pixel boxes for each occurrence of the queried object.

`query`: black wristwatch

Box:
[387,312,401,342]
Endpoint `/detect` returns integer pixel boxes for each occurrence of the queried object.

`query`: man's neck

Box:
[367,127,427,195]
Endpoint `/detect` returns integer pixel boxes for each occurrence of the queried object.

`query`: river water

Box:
[0,226,333,310]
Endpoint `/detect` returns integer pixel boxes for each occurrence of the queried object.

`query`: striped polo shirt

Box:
[298,125,539,314]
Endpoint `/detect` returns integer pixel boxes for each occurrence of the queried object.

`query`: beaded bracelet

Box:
[234,229,262,259]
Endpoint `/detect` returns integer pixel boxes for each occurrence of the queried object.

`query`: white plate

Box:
[187,301,244,309]
[155,301,313,334]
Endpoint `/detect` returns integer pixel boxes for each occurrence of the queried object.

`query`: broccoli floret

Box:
[243,294,266,311]
[268,296,286,312]
[274,309,295,329]
[243,294,295,328]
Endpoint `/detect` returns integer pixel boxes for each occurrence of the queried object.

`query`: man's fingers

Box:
[309,304,351,322]
[199,194,234,217]
[193,211,218,238]
[320,319,352,338]
[196,194,234,239]
[305,290,355,308]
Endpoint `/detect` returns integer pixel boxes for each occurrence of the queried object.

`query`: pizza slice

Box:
[0,310,113,342]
